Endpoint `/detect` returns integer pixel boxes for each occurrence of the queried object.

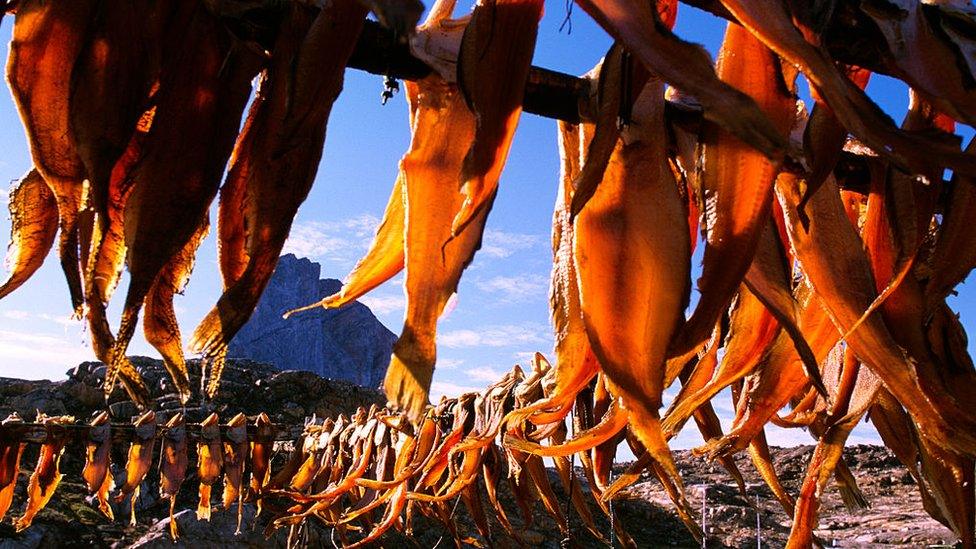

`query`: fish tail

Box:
[0,169,58,300]
[383,346,434,423]
[129,484,139,526]
[97,472,114,520]
[144,276,191,404]
[198,483,212,521]
[169,496,180,541]
[0,483,15,521]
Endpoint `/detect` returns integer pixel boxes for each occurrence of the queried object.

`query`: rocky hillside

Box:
[0,359,961,548]
[228,254,396,388]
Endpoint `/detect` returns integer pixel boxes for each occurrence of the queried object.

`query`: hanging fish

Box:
[0,413,27,521]
[196,412,223,521]
[82,411,114,520]
[191,0,369,397]
[0,169,58,301]
[15,414,74,531]
[114,410,156,526]
[7,0,95,314]
[159,413,187,540]
[248,413,275,516]
[222,412,249,534]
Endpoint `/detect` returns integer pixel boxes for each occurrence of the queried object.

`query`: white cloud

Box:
[430,380,482,399]
[439,323,550,349]
[358,294,406,315]
[1,310,30,320]
[475,274,549,302]
[480,229,543,259]
[437,358,464,370]
[283,214,384,261]
[0,329,92,379]
[467,366,506,383]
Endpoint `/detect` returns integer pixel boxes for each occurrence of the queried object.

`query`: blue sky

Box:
[0,5,972,450]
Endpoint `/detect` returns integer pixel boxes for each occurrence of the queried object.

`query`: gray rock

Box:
[227,254,396,388]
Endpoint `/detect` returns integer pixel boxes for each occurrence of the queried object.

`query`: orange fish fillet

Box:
[192,0,368,397]
[450,0,543,235]
[0,169,58,300]
[672,20,795,360]
[573,76,699,541]
[15,415,73,532]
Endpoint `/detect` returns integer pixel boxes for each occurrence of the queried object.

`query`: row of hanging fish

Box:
[0,360,730,546]
[0,352,960,547]
[0,410,274,540]
[2,0,976,546]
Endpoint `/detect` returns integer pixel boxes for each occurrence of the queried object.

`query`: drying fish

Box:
[82,411,113,520]
[0,169,58,300]
[143,220,208,404]
[573,0,787,165]
[221,413,249,533]
[284,175,405,316]
[0,413,26,521]
[197,413,223,521]
[573,69,699,541]
[73,0,168,369]
[159,413,187,541]
[7,0,94,314]
[450,0,543,235]
[248,413,275,515]
[15,414,73,531]
[719,0,975,176]
[192,0,369,397]
[107,3,264,408]
[381,0,485,421]
[114,410,156,526]
[671,20,796,359]
[861,0,976,126]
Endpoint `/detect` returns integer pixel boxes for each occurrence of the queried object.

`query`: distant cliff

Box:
[227,254,396,388]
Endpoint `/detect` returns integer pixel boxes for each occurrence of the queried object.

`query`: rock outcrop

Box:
[227,254,396,388]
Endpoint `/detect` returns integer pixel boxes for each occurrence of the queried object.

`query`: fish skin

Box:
[573,0,787,163]
[6,0,95,314]
[777,173,976,455]
[196,413,223,521]
[0,414,26,521]
[247,413,275,516]
[0,169,57,300]
[15,415,74,532]
[573,76,699,541]
[222,413,249,534]
[672,20,796,361]
[159,413,187,541]
[108,3,265,408]
[82,411,113,520]
[113,410,156,526]
[718,0,976,175]
[285,174,405,318]
[143,220,209,404]
[382,9,485,420]
[450,0,543,235]
[191,0,368,397]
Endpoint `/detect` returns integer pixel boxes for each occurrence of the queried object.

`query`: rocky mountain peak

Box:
[227,254,395,388]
